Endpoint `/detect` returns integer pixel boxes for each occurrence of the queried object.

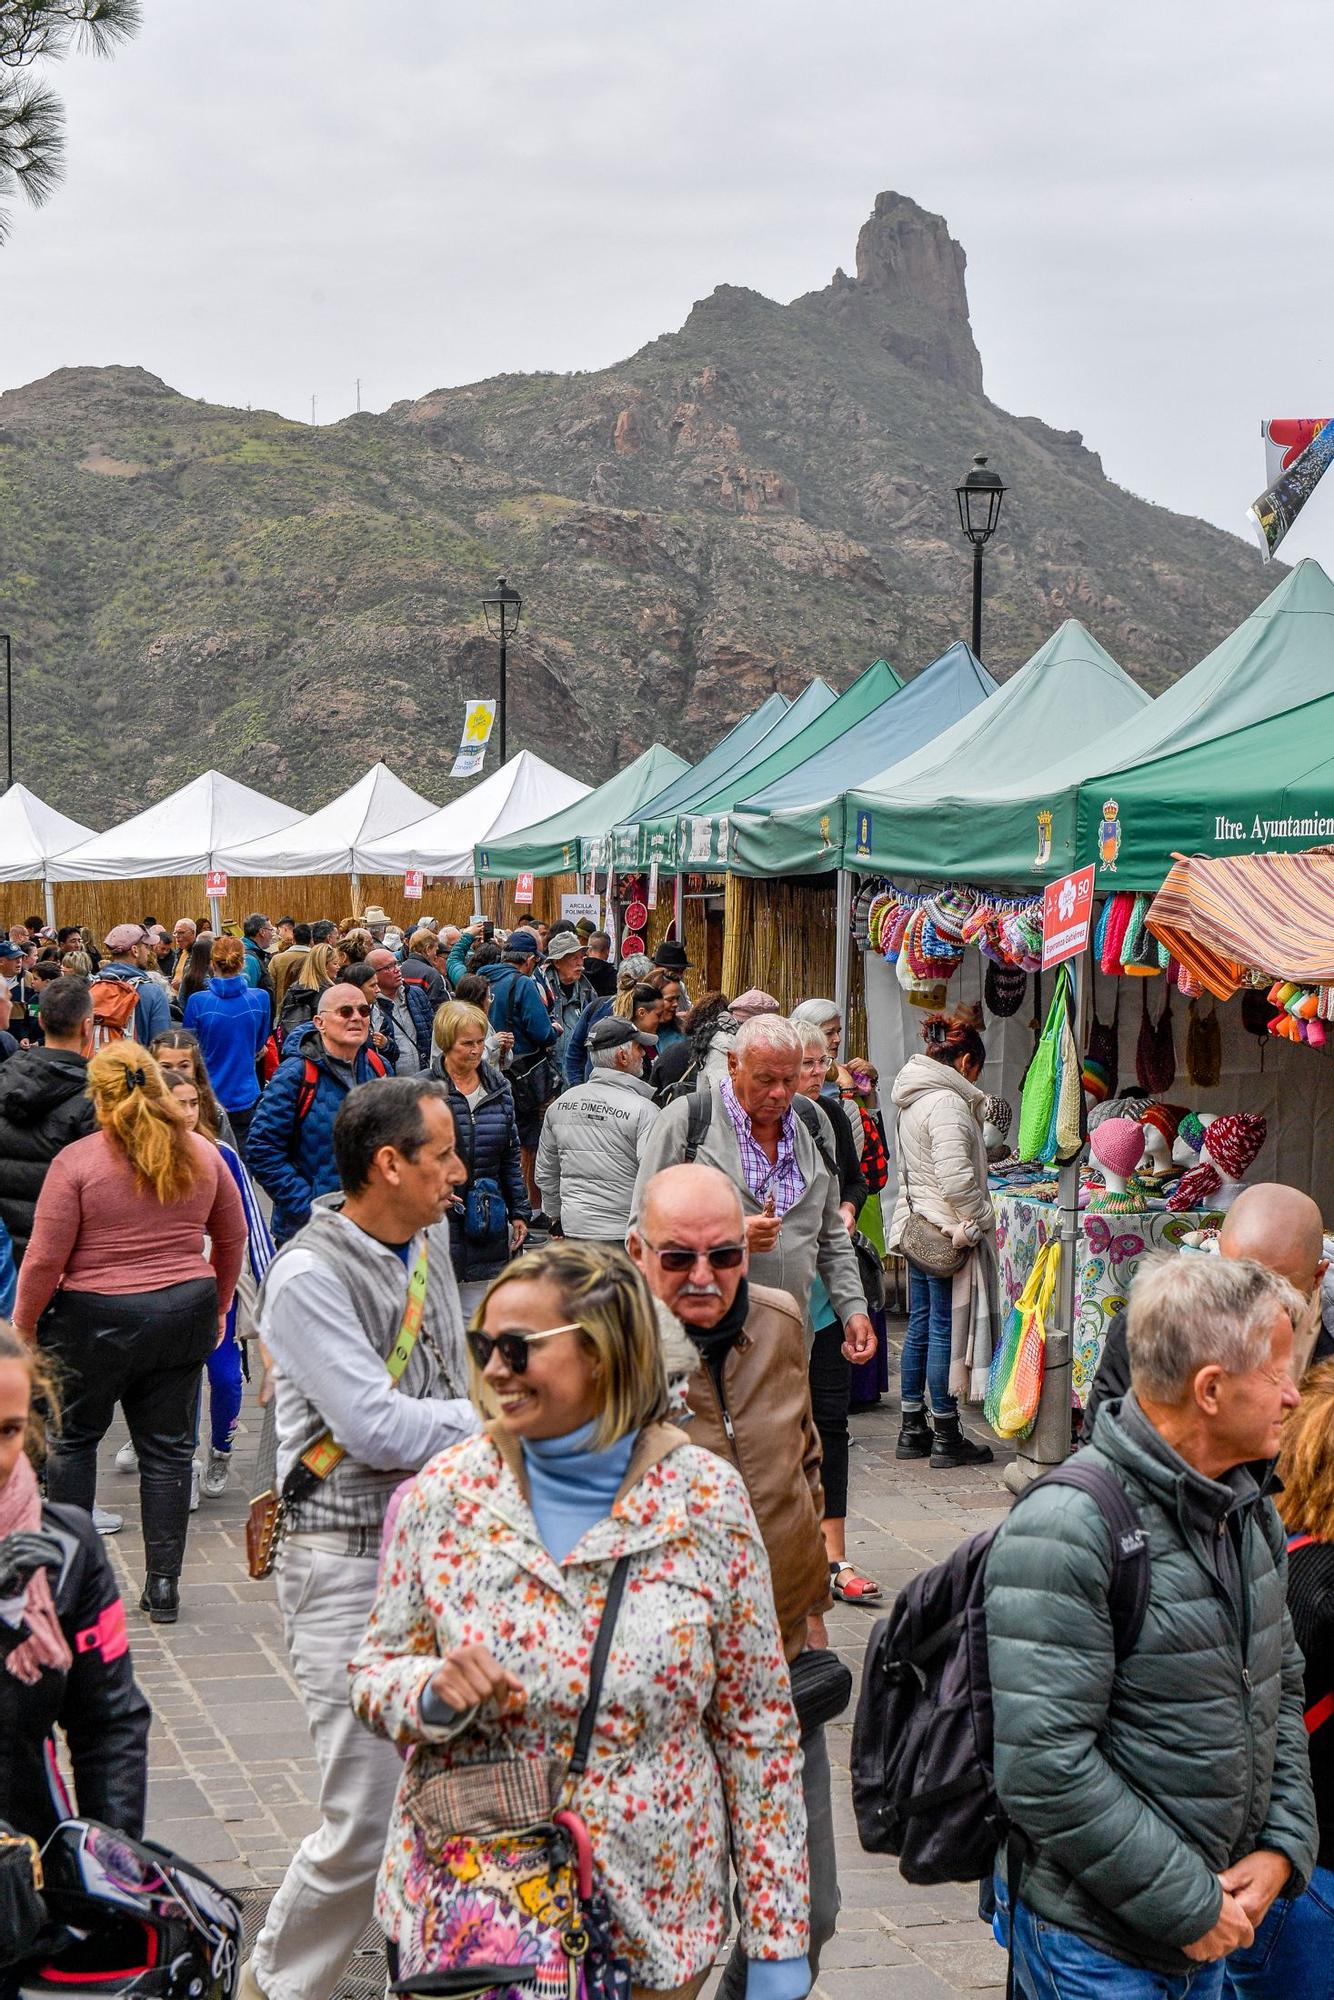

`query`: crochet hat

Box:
[1141,1102,1186,1145]
[983,1095,1012,1138]
[1090,1116,1147,1183]
[1204,1113,1267,1179]
[1176,1111,1207,1157]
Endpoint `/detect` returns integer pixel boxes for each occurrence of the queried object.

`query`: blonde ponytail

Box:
[87,1043,201,1206]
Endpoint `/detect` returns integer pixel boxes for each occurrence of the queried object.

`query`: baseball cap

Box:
[506,928,540,958]
[0,940,25,963]
[545,930,583,960]
[104,923,149,952]
[588,1015,658,1052]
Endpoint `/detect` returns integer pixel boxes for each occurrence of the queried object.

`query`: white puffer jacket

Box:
[887,1053,994,1251]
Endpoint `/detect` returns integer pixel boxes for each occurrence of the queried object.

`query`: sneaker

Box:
[114,1440,139,1473]
[92,1504,124,1536]
[202,1446,232,1499]
[189,1460,201,1513]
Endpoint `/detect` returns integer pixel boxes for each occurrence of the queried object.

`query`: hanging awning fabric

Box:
[358,750,590,879]
[0,784,96,882]
[215,762,439,875]
[49,771,305,880]
[608,692,790,873]
[726,642,996,876]
[620,680,836,874]
[1147,849,1334,989]
[475,743,690,880]
[818,619,1148,882]
[879,558,1334,889]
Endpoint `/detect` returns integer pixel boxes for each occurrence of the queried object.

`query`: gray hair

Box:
[734,1015,804,1064]
[790,998,839,1028]
[590,1042,633,1071]
[1127,1254,1304,1403]
[617,953,652,986]
[793,1020,829,1056]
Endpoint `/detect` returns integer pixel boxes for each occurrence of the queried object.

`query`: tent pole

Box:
[350,871,362,919]
[208,896,223,935]
[471,871,484,917]
[1007,954,1083,1492]
[42,879,55,931]
[606,858,618,960]
[834,868,852,1024]
[673,869,684,939]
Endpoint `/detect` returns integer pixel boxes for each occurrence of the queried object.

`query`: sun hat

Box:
[361,905,391,928]
[545,930,583,961]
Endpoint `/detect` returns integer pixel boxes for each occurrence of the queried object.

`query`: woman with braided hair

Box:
[10,1043,246,1623]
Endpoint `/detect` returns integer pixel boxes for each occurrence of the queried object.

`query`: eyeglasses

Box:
[324,1003,372,1020]
[467,1322,581,1374]
[640,1239,746,1273]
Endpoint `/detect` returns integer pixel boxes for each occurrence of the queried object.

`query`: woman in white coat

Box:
[887,1012,996,1470]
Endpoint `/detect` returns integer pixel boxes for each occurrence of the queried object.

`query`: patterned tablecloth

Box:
[993,1193,1223,1403]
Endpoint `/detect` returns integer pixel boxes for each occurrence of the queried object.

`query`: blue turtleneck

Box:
[521,1420,634,1561]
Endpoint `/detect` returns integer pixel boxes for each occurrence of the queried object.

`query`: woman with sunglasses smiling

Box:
[351,1241,811,2000]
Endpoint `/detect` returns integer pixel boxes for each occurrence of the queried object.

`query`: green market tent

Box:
[867,560,1334,889]
[1075,681,1334,888]
[606,692,788,874]
[474,742,690,880]
[613,679,836,873]
[725,641,997,876]
[830,618,1149,882]
[680,657,909,869]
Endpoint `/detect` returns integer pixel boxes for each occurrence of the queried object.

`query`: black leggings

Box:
[808,1318,850,1520]
[40,1278,219,1577]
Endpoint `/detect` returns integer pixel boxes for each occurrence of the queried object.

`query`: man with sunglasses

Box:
[627,1160,841,1999]
[243,1077,478,2000]
[248,982,391,1243]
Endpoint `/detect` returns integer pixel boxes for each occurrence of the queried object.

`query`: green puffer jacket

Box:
[985,1394,1316,1974]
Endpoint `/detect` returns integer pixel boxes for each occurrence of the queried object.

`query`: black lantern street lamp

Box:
[480,576,522,767]
[954,455,1006,661]
[1,634,10,789]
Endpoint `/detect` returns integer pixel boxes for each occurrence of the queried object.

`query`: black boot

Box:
[895,1409,933,1460]
[929,1414,994,1470]
[140,1575,179,1624]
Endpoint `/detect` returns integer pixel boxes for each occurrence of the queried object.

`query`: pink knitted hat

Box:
[1090,1116,1147,1182]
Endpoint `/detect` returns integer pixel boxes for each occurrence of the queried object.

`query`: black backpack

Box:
[850,1457,1149,1885]
[682,1086,839,1181]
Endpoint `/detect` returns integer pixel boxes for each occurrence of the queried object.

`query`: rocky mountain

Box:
[0,191,1271,820]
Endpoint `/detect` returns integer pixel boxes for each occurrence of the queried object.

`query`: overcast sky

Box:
[5,0,1334,561]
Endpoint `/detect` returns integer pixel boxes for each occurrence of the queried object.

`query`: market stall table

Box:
[993,1190,1223,1402]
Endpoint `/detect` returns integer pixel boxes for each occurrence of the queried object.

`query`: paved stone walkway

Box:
[98,1339,1013,1997]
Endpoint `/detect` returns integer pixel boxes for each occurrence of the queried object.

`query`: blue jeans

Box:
[1224,1862,1334,1998]
[902,1268,956,1417]
[993,1863,1227,1999]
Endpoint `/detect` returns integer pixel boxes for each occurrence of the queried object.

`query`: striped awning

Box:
[1147,847,1334,994]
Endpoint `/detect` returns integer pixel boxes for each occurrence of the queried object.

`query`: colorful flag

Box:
[1250,418,1334,561]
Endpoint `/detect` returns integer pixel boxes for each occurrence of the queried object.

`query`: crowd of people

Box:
[0,903,1328,2000]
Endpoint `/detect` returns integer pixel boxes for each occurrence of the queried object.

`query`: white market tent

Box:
[0,784,98,925]
[0,784,96,882]
[214,761,439,876]
[49,770,305,881]
[359,750,591,879]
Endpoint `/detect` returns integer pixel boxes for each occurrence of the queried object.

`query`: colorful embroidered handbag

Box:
[392,1559,633,2000]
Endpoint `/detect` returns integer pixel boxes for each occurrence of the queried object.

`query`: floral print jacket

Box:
[348,1421,810,1990]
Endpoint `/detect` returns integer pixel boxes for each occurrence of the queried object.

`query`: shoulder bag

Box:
[245,1242,430,1580]
[391,1556,634,1999]
[895,1110,967,1279]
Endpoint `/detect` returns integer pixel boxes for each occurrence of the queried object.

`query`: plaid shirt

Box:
[719,1078,807,1218]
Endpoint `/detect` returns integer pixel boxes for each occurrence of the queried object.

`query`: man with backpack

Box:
[984,1254,1316,1994]
[630,1014,875,1361]
[90,924,172,1047]
[247,983,390,1242]
[475,928,559,1213]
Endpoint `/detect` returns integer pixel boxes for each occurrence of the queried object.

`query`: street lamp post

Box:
[480,576,523,766]
[1,633,10,789]
[954,456,1007,660]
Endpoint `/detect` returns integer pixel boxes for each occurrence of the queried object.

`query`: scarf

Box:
[681,1277,751,1371]
[1168,1113,1267,1212]
[0,1453,73,1687]
[950,1236,1002,1405]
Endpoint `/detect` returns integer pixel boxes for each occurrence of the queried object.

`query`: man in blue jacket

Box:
[477,928,557,1210]
[247,983,388,1241]
[92,925,172,1046]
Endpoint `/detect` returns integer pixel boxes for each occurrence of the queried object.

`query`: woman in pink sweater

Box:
[13,1041,246,1624]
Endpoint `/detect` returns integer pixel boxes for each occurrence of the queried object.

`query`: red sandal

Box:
[830,1561,882,1605]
